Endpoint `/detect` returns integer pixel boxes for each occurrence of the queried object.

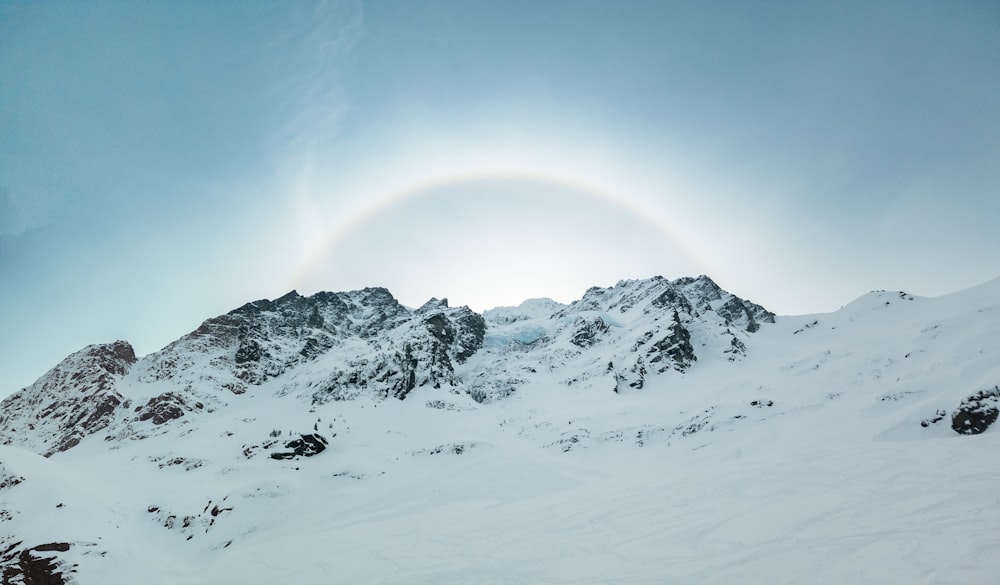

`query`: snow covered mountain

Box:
[1,274,998,584]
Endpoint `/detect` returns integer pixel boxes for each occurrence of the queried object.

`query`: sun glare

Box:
[280,115,715,309]
[293,177,699,310]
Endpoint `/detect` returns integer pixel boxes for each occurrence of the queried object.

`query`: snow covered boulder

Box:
[951,387,1000,435]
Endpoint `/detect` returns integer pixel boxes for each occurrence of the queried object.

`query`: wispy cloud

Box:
[258,1,366,257]
[269,0,364,156]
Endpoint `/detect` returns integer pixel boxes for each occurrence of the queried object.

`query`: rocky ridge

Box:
[0,276,766,457]
[0,341,136,457]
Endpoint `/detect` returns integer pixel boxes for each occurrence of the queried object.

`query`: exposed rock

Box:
[951,387,1000,435]
[570,316,610,348]
[672,408,716,437]
[724,335,747,361]
[339,320,472,400]
[146,497,233,539]
[425,400,475,411]
[465,275,775,402]
[647,311,696,372]
[0,341,135,456]
[1,542,71,585]
[298,336,333,360]
[270,433,329,460]
[0,468,24,491]
[146,287,412,389]
[451,308,486,363]
[424,313,453,345]
[152,456,206,471]
[609,357,647,393]
[137,393,191,425]
[650,287,694,315]
[0,275,776,457]
[410,442,484,456]
[921,409,947,428]
[677,275,774,332]
[234,337,263,364]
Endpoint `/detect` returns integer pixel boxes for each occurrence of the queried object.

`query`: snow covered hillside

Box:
[1,275,998,584]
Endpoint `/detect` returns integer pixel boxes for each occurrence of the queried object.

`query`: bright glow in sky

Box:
[2,1,999,393]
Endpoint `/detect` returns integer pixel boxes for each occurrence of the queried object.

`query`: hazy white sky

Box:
[2,0,999,393]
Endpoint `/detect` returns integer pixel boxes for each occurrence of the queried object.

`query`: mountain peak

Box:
[417,297,449,312]
[0,340,136,456]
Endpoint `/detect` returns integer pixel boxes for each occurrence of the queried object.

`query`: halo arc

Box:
[290,170,707,295]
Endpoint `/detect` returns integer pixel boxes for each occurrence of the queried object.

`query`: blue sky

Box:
[2,0,998,393]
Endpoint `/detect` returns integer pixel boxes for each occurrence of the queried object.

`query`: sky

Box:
[1,0,999,394]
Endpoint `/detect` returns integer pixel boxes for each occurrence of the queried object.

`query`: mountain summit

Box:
[1,275,998,584]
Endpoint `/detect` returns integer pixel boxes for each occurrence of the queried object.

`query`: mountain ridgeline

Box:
[0,275,772,457]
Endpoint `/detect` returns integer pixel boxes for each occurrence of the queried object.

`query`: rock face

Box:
[0,341,136,456]
[951,387,1000,435]
[305,298,488,403]
[647,310,696,373]
[136,393,202,425]
[0,275,772,454]
[139,288,414,390]
[468,275,773,402]
[1,542,71,585]
[123,288,488,407]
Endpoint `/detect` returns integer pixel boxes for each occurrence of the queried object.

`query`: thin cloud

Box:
[268,0,365,157]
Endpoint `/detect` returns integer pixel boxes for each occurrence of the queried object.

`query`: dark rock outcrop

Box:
[451,308,486,363]
[1,542,71,585]
[0,467,24,491]
[951,387,1000,435]
[647,311,696,373]
[270,433,329,460]
[921,409,947,428]
[136,393,200,425]
[724,335,747,361]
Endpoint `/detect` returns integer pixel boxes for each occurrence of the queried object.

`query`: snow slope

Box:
[1,275,998,584]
